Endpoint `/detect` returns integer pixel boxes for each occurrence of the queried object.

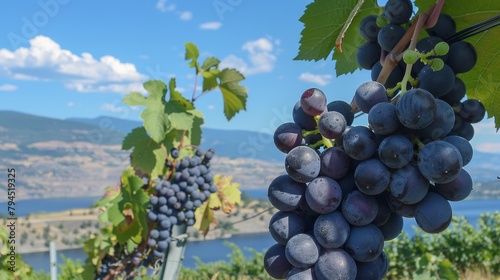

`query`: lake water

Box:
[15,192,500,274]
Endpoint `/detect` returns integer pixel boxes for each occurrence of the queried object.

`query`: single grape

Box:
[384,0,413,24]
[285,146,321,183]
[418,64,455,98]
[326,100,354,126]
[318,111,347,139]
[459,99,485,123]
[344,224,384,262]
[378,212,403,241]
[305,176,343,214]
[263,243,293,279]
[354,159,391,196]
[285,233,321,268]
[320,147,350,180]
[377,23,407,52]
[357,42,381,70]
[443,135,473,166]
[426,13,456,39]
[435,169,473,201]
[273,122,303,154]
[396,88,437,129]
[368,102,399,135]
[343,126,378,160]
[403,49,419,64]
[342,190,378,226]
[359,15,380,42]
[354,81,388,114]
[447,41,477,74]
[269,211,305,245]
[414,192,452,233]
[389,163,429,204]
[300,88,327,116]
[267,174,306,211]
[315,249,357,280]
[293,101,317,130]
[313,211,350,249]
[378,135,413,169]
[417,140,463,184]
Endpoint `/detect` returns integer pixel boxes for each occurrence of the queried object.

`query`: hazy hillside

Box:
[67,116,285,162]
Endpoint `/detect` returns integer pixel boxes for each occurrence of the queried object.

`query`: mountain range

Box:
[0,110,498,201]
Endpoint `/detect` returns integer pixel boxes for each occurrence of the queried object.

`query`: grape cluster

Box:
[95,255,116,280]
[144,148,217,265]
[265,2,486,278]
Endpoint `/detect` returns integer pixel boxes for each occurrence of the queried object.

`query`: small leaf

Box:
[185,42,200,69]
[211,174,241,214]
[168,78,194,110]
[194,200,217,237]
[218,69,248,120]
[122,127,165,177]
[123,92,147,106]
[202,69,219,92]
[141,108,169,143]
[201,57,220,71]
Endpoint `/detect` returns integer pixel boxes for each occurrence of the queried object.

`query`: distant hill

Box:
[67,116,285,162]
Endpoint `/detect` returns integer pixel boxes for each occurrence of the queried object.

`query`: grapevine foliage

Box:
[296,0,500,129]
[80,42,247,279]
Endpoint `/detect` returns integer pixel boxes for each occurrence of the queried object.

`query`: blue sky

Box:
[0,0,498,153]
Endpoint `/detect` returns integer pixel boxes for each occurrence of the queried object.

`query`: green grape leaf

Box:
[185,42,200,69]
[201,57,220,71]
[202,69,219,92]
[165,101,195,131]
[189,111,204,146]
[415,0,500,130]
[122,127,166,178]
[193,197,217,237]
[123,80,169,143]
[295,0,381,75]
[437,259,460,280]
[217,68,248,120]
[168,77,194,110]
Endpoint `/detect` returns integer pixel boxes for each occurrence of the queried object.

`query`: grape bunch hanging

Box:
[264,0,488,279]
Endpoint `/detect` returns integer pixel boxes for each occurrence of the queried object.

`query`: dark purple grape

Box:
[378,135,414,169]
[435,168,473,201]
[359,15,380,42]
[354,159,391,196]
[318,111,347,139]
[285,233,320,268]
[417,99,455,140]
[417,140,463,183]
[327,100,354,126]
[301,88,327,116]
[315,249,357,280]
[264,243,293,279]
[384,0,413,24]
[443,135,473,166]
[378,212,404,241]
[357,42,381,70]
[320,147,350,180]
[305,176,342,214]
[273,122,303,153]
[342,126,378,160]
[313,211,350,249]
[396,88,437,129]
[285,146,321,183]
[378,23,406,52]
[293,101,317,130]
[418,64,456,98]
[354,81,388,113]
[269,211,305,245]
[426,13,456,39]
[447,41,477,74]
[459,99,485,123]
[344,224,384,262]
[368,102,399,135]
[414,192,452,233]
[390,163,429,204]
[267,174,306,211]
[342,190,378,226]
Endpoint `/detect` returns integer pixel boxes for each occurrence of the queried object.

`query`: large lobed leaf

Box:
[122,127,166,179]
[218,69,248,121]
[295,0,381,75]
[415,0,500,130]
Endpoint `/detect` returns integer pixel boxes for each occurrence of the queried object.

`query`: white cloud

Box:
[0,84,17,91]
[0,36,147,93]
[100,103,128,113]
[156,0,175,12]
[220,37,277,76]
[299,72,334,86]
[476,143,500,154]
[179,11,193,21]
[208,105,215,110]
[67,102,74,107]
[200,21,222,30]
[472,119,496,135]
